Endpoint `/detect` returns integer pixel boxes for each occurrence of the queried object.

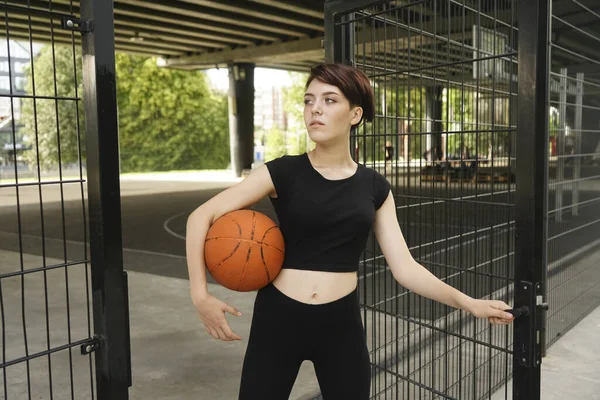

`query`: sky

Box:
[205,67,296,91]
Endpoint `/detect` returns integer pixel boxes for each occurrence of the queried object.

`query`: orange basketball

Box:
[204,210,285,292]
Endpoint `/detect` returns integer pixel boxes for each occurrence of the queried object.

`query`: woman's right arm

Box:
[186,164,276,341]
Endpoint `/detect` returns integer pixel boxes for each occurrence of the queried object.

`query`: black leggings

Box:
[238,283,371,400]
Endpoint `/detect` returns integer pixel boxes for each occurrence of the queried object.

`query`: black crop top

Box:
[265,153,391,273]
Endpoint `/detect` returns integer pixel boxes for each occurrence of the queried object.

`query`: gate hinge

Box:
[80,336,101,355]
[61,16,93,33]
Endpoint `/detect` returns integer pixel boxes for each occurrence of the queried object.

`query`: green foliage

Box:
[282,71,314,155]
[444,88,477,158]
[282,72,306,130]
[20,45,229,172]
[264,127,287,161]
[21,45,85,169]
[114,53,229,172]
[359,85,427,161]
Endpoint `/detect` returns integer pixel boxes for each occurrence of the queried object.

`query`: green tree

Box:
[21,45,85,170]
[115,53,229,172]
[21,46,230,172]
[364,85,426,162]
[282,71,313,155]
[264,127,287,161]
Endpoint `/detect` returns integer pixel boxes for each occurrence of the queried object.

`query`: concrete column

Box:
[426,86,444,160]
[228,63,255,177]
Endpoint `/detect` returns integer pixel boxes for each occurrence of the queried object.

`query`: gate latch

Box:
[512,281,548,368]
[80,337,101,355]
[61,16,93,33]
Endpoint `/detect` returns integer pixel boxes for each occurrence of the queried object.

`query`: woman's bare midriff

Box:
[271,268,358,305]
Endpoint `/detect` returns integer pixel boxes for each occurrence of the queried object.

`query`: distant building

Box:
[0,39,41,164]
[0,39,35,120]
[254,85,287,132]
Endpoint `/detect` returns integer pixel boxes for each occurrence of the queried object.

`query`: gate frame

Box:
[324,0,551,399]
[513,0,550,399]
[80,0,131,399]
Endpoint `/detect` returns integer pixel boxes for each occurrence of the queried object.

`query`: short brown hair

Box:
[305,63,374,126]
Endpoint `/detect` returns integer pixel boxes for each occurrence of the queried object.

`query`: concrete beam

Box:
[163,36,324,68]
[117,0,312,37]
[183,0,324,31]
[251,0,324,19]
[163,7,515,70]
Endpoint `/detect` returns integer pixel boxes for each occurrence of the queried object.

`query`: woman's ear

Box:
[350,106,363,126]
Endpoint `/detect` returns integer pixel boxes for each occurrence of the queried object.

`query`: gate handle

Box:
[505,302,549,319]
[505,306,529,318]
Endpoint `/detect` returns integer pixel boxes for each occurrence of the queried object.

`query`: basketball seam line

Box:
[236,211,256,291]
[209,214,246,271]
[221,214,243,235]
[260,226,279,284]
[205,237,284,254]
[212,241,241,270]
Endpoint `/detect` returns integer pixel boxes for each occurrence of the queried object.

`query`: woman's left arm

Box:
[374,192,514,325]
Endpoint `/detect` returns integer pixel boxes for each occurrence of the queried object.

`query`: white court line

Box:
[370,250,516,308]
[160,208,513,282]
[0,231,187,260]
[163,212,186,240]
[357,226,512,281]
[359,222,514,281]
[161,208,515,283]
[396,188,515,211]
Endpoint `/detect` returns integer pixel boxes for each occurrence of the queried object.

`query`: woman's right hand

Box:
[192,292,243,341]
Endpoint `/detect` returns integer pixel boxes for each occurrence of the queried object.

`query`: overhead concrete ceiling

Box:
[1,0,598,83]
[2,0,326,71]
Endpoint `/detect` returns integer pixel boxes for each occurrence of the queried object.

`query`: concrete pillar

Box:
[228,63,255,177]
[426,86,444,161]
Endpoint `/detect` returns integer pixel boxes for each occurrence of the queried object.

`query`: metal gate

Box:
[325,1,549,398]
[0,1,130,399]
[546,0,600,348]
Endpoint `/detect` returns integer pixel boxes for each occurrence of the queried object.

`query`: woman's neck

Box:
[309,141,355,168]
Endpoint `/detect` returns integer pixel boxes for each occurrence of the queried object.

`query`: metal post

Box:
[80,0,131,398]
[324,1,355,65]
[556,68,567,222]
[514,0,550,399]
[325,0,355,156]
[573,73,583,216]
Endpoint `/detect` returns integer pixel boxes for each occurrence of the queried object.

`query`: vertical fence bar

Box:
[572,72,583,216]
[79,0,130,399]
[514,0,550,399]
[556,68,567,222]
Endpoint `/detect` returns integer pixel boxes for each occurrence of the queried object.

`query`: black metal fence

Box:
[327,1,520,398]
[323,0,571,399]
[546,0,600,347]
[0,1,130,399]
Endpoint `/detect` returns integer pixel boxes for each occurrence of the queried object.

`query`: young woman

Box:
[186,63,514,399]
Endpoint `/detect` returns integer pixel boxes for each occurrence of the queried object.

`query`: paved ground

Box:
[1,245,598,400]
[1,170,598,318]
[491,305,600,400]
[1,170,599,399]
